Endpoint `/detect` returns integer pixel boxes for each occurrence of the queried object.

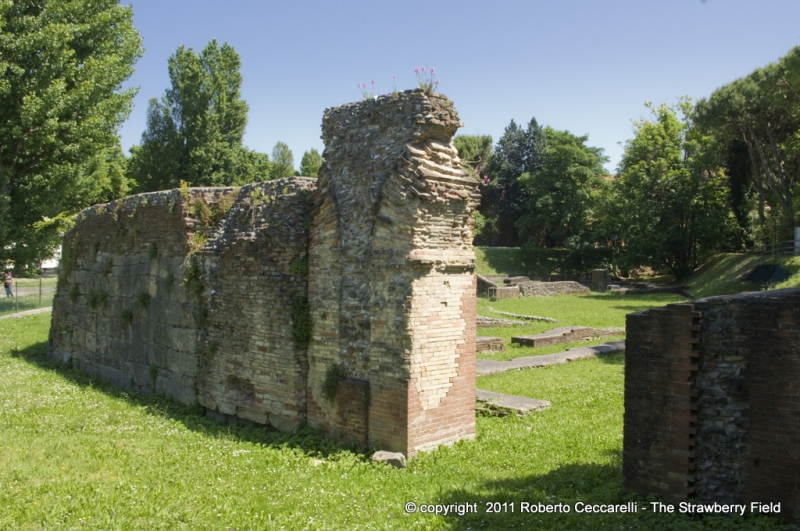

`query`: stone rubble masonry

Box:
[307,89,479,457]
[518,281,589,297]
[623,288,800,521]
[48,89,479,458]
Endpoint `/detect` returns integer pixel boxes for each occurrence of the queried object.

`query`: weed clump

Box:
[322,363,345,402]
[291,294,311,347]
[135,291,151,311]
[88,289,108,310]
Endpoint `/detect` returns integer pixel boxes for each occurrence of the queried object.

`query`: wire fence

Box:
[0,276,58,317]
[744,240,799,258]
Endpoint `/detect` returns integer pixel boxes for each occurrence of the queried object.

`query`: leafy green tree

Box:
[299,148,323,177]
[271,142,295,178]
[0,0,142,270]
[693,46,800,243]
[454,135,496,244]
[453,135,493,177]
[128,40,270,191]
[517,127,608,248]
[486,118,547,245]
[607,103,729,280]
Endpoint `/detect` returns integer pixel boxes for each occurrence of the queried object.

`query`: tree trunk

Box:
[742,129,766,222]
[750,124,791,215]
[765,123,794,226]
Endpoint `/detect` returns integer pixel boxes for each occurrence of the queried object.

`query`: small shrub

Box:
[183,261,204,301]
[191,200,212,226]
[289,256,309,276]
[121,308,134,325]
[164,272,175,293]
[149,364,159,389]
[188,232,207,256]
[209,189,238,225]
[179,179,190,201]
[88,289,108,310]
[322,363,345,402]
[135,291,151,311]
[148,242,158,262]
[292,294,311,347]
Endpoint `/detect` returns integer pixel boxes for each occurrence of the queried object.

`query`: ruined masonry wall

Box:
[49,178,314,432]
[48,89,479,457]
[307,90,479,455]
[623,288,800,521]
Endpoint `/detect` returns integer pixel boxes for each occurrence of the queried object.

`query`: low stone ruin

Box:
[511,326,623,348]
[624,288,800,521]
[48,90,480,457]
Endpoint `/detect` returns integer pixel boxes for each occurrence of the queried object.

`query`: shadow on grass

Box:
[477,247,569,278]
[596,352,625,365]
[436,458,631,530]
[434,453,786,530]
[12,340,365,460]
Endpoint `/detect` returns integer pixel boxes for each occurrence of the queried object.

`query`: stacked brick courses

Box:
[48,89,478,457]
[624,288,800,520]
[307,89,479,455]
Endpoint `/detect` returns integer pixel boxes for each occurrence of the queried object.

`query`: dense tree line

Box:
[0,9,318,270]
[464,46,800,280]
[0,1,795,280]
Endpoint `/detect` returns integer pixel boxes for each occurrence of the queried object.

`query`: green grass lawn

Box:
[476,292,685,361]
[0,314,786,530]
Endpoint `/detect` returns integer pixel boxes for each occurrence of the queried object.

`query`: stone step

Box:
[477,340,625,376]
[476,336,505,353]
[512,326,624,348]
[476,389,551,413]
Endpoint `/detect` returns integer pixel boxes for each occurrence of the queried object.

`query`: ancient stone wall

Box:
[48,89,479,457]
[623,288,800,520]
[49,179,314,432]
[307,90,479,455]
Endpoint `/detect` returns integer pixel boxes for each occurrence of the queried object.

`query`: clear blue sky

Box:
[119,0,800,173]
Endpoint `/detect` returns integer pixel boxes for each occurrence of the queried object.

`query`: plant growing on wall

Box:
[291,295,311,347]
[322,363,345,402]
[415,67,438,95]
[358,80,376,100]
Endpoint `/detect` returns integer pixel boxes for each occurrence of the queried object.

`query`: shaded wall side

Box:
[48,189,232,404]
[740,291,800,520]
[196,178,314,432]
[623,304,701,502]
[624,288,800,521]
[692,297,750,503]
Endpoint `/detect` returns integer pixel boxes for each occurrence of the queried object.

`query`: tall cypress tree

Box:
[487,118,547,245]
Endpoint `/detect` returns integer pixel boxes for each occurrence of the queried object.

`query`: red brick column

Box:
[623,303,702,501]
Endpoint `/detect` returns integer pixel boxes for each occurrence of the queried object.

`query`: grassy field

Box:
[474,250,800,361]
[0,313,786,530]
[476,292,684,362]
